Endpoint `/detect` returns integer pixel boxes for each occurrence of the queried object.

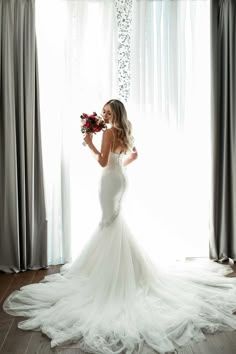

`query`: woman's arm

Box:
[123,147,138,166]
[83,130,113,167]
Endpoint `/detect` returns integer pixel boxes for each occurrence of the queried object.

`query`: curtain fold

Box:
[0,0,47,272]
[210,0,236,261]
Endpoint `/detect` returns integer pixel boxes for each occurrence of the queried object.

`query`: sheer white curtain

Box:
[36,0,210,264]
[36,0,118,263]
[62,0,118,261]
[36,0,70,265]
[126,0,211,260]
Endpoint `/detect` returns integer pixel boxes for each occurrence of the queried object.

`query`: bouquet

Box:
[80,112,107,134]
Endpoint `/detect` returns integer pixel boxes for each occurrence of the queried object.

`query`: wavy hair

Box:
[104,99,134,152]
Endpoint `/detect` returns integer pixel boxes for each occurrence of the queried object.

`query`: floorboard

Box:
[25,332,56,354]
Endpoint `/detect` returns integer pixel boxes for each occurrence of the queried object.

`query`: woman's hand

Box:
[83,133,93,146]
[123,146,138,166]
[131,147,138,159]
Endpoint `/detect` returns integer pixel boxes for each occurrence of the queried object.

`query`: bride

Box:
[3,99,236,354]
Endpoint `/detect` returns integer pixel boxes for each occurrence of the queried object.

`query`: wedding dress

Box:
[3,150,236,354]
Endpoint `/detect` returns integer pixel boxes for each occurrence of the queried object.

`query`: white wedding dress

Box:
[3,151,236,354]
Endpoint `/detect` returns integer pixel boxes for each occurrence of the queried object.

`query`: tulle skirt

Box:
[3,211,236,354]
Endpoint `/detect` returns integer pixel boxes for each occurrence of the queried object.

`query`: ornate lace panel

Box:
[115,0,133,102]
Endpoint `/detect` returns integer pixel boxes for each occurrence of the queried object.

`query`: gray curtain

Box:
[0,0,48,272]
[210,0,236,261]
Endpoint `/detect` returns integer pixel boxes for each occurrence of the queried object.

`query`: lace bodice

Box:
[105,151,125,170]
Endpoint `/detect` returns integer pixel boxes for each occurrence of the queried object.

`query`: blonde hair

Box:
[104,99,134,152]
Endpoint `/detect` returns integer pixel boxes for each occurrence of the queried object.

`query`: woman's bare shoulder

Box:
[103,128,113,137]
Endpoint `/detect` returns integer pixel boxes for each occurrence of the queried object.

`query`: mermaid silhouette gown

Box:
[3,150,236,354]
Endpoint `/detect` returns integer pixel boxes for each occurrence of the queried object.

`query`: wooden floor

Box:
[1,264,236,354]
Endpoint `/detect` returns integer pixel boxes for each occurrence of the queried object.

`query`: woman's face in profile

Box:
[102,104,113,124]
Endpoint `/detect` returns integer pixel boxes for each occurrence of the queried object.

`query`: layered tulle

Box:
[3,212,236,353]
[3,152,236,353]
